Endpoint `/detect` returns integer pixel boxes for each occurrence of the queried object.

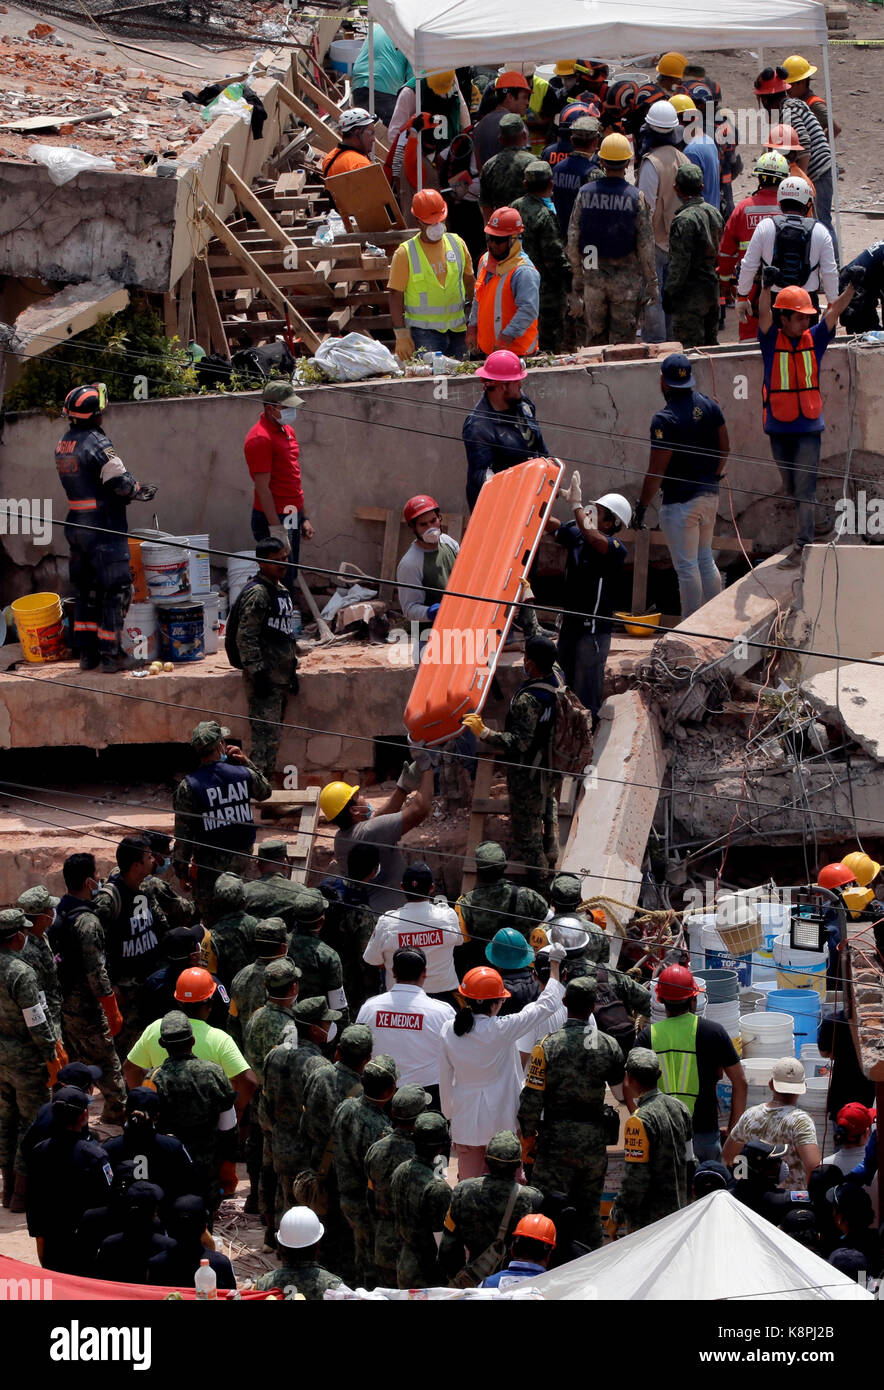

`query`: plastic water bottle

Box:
[195,1258,217,1299]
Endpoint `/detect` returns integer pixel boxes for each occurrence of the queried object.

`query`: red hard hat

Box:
[484,206,524,236]
[495,70,531,91]
[754,72,791,95]
[411,188,448,224]
[817,862,857,890]
[460,966,511,1001]
[765,122,805,152]
[655,964,702,1002]
[402,494,440,524]
[476,349,527,383]
[173,967,217,1003]
[513,1213,557,1245]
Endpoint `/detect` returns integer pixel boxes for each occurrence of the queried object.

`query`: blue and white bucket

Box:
[158,601,205,663]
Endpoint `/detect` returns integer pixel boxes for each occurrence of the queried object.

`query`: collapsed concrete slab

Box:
[787,543,884,680]
[801,660,884,761]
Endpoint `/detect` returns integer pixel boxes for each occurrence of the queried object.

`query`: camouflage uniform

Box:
[0,935,57,1176]
[54,897,127,1120]
[611,1075,692,1231]
[566,175,658,345]
[391,1114,452,1290]
[21,932,63,1040]
[142,874,196,930]
[439,1172,544,1277]
[288,935,347,1025]
[332,1083,394,1286]
[262,1031,332,1213]
[479,147,536,213]
[518,1000,626,1249]
[512,186,571,352]
[152,1034,236,1204]
[244,871,312,929]
[664,171,724,348]
[456,843,550,973]
[245,961,300,1233]
[547,875,610,962]
[237,574,300,779]
[255,1259,342,1299]
[228,920,287,1050]
[202,874,259,990]
[365,1128,417,1287]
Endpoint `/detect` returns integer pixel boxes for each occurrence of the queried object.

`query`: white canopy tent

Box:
[526,1191,873,1301]
[364,0,840,243]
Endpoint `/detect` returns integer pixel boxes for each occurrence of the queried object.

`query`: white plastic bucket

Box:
[772,932,828,995]
[329,37,363,73]
[121,601,158,663]
[187,534,211,594]
[741,1009,794,1058]
[742,1056,778,1086]
[227,550,258,608]
[202,590,220,656]
[142,538,190,601]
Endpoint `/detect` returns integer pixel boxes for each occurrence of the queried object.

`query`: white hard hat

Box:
[777,175,813,207]
[339,107,378,134]
[593,493,633,529]
[644,99,679,132]
[278,1206,324,1249]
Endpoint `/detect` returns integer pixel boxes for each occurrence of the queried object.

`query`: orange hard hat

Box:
[496,70,531,91]
[460,966,511,1001]
[589,908,606,928]
[655,964,702,1001]
[402,494,440,524]
[411,188,448,224]
[484,206,523,236]
[173,967,217,1003]
[513,1213,557,1245]
[765,122,805,152]
[817,862,858,890]
[773,285,815,313]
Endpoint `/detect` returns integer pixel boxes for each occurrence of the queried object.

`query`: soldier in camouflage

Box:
[299,1022,374,1282]
[513,160,572,352]
[262,997,337,1216]
[201,872,259,989]
[246,956,301,1244]
[456,840,550,973]
[54,852,127,1125]
[236,537,301,780]
[172,721,272,916]
[463,624,565,895]
[518,976,626,1248]
[228,918,288,1050]
[18,886,64,1039]
[256,1205,342,1299]
[365,1083,431,1287]
[567,133,658,346]
[609,1046,692,1233]
[243,840,312,926]
[287,888,349,1026]
[332,1054,398,1287]
[0,910,60,1209]
[546,874,610,961]
[479,114,535,217]
[391,1110,452,1288]
[663,162,724,347]
[319,843,381,1017]
[151,1011,237,1209]
[438,1129,543,1279]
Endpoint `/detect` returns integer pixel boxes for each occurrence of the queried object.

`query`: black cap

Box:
[58,1062,101,1088]
[126,1086,160,1115]
[52,1086,91,1113]
[402,862,433,893]
[164,924,204,959]
[126,1180,165,1207]
[170,1194,208,1223]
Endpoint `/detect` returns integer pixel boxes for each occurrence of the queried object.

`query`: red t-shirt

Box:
[244,413,304,515]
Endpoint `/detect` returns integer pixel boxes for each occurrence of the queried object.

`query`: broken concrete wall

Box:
[2,343,877,604]
[786,543,884,679]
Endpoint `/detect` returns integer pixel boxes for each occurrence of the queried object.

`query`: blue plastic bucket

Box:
[767,988,820,1059]
[158,601,205,663]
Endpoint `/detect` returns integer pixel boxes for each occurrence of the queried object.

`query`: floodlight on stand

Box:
[789,900,827,954]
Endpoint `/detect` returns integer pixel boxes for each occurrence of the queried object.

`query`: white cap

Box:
[278,1206,325,1248]
[339,107,378,134]
[771,1056,807,1095]
[592,493,632,529]
[644,100,679,132]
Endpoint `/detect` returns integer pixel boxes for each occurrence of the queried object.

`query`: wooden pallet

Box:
[258,786,320,885]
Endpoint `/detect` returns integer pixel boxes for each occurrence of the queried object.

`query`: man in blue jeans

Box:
[757,274,854,567]
[633,353,729,619]
[244,382,315,597]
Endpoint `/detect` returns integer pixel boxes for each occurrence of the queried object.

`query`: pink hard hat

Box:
[476,350,527,382]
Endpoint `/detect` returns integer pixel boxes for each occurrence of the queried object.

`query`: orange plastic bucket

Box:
[12,592,66,663]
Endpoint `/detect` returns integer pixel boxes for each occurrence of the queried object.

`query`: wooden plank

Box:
[233,288,254,313]
[162,293,177,339]
[290,788,320,884]
[277,82,339,153]
[209,269,334,290]
[193,257,230,360]
[222,164,299,267]
[461,756,497,893]
[198,202,321,354]
[274,170,307,197]
[176,262,194,346]
[295,67,389,160]
[0,105,124,133]
[380,510,400,585]
[13,280,129,361]
[215,142,230,205]
[327,306,352,333]
[324,163,405,233]
[631,527,650,615]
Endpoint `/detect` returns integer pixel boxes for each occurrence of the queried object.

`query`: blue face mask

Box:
[280,407,298,426]
[542,197,555,211]
[363,805,374,820]
[156,858,170,874]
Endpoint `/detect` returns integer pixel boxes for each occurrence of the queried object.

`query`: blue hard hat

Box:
[486,927,534,969]
[660,352,695,388]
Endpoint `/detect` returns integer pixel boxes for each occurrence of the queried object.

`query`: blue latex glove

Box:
[426,604,440,621]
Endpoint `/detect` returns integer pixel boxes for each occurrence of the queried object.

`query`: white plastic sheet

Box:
[29,144,115,185]
[312,332,402,382]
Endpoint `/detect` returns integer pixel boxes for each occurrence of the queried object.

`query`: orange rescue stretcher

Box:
[403,457,564,747]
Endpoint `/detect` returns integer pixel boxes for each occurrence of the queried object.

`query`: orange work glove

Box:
[218,1160,239,1196]
[520,1134,536,1165]
[54,1040,69,1068]
[47,1057,62,1087]
[99,993,124,1038]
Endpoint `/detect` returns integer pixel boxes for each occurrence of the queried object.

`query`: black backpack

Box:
[770,214,813,288]
[592,965,636,1051]
[224,578,262,670]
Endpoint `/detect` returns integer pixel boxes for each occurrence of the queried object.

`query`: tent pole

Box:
[820,38,842,258]
[368,17,375,118]
[416,71,423,191]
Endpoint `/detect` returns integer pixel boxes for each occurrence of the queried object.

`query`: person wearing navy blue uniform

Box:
[634,353,729,619]
[103,1087,196,1219]
[54,382,157,673]
[92,834,170,1061]
[93,1180,176,1285]
[20,1061,102,1168]
[26,1087,113,1273]
[143,926,230,1030]
[172,720,272,918]
[541,479,629,727]
[462,351,548,512]
[839,243,884,333]
[148,1194,236,1289]
[550,117,601,238]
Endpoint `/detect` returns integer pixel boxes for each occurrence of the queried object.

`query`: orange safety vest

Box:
[475,252,538,357]
[764,328,822,425]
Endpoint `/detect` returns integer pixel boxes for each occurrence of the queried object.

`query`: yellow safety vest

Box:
[527,75,550,156]
[651,1012,701,1116]
[402,232,467,333]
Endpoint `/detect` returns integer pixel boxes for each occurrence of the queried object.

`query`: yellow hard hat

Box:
[426,70,456,97]
[555,60,577,76]
[319,780,359,820]
[670,93,697,114]
[599,132,633,163]
[656,51,688,79]
[841,850,882,887]
[782,54,817,83]
[842,884,875,917]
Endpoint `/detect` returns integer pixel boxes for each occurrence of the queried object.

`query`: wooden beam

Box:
[277,82,339,153]
[631,527,650,615]
[193,257,230,360]
[461,756,497,893]
[215,142,230,205]
[295,68,389,160]
[221,163,299,268]
[176,262,193,346]
[198,202,321,353]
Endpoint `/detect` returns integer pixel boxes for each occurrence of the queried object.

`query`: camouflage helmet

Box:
[485,1130,522,1164]
[212,873,245,909]
[549,873,582,911]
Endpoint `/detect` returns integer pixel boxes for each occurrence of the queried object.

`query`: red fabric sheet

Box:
[0,1253,270,1300]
